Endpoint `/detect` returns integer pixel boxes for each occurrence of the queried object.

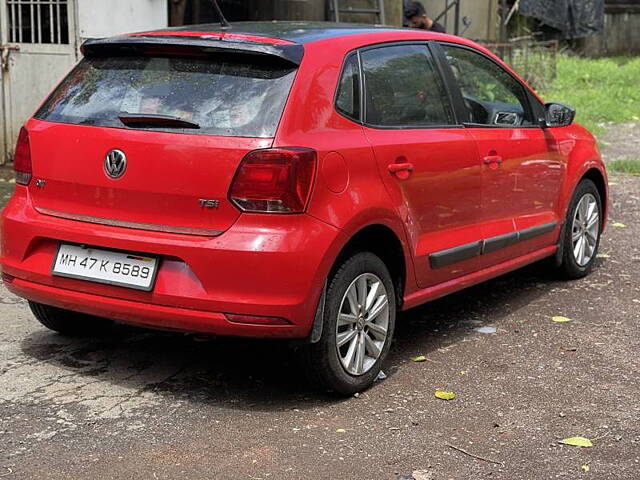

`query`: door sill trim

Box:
[405,245,557,310]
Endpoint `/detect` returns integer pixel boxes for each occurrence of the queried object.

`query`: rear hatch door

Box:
[28,46,298,235]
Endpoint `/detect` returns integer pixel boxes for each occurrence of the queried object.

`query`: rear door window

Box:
[360,44,454,127]
[35,55,297,138]
[335,53,361,122]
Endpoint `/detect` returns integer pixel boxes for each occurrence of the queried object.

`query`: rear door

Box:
[360,43,483,288]
[26,52,297,235]
[438,43,564,263]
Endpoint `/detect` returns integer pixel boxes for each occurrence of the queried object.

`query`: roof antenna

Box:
[209,0,231,29]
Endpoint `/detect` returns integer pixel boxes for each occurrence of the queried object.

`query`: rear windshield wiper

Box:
[118,112,200,129]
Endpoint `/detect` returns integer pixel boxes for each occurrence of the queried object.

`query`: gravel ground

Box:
[600,122,640,162]
[0,132,638,479]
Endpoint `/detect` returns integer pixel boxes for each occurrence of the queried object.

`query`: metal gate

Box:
[0,0,78,164]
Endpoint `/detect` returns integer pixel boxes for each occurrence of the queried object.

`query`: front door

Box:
[439,43,564,264]
[0,0,78,163]
[359,43,483,288]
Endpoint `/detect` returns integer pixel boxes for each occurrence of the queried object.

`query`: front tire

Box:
[303,252,396,395]
[29,301,113,336]
[556,179,603,279]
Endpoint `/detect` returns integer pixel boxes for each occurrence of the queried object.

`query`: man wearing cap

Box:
[404,1,447,33]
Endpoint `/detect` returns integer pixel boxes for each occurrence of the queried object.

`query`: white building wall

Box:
[77,0,168,39]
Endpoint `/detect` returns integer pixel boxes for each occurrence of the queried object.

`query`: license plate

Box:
[52,244,159,291]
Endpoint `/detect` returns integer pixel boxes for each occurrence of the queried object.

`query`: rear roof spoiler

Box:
[81,35,304,65]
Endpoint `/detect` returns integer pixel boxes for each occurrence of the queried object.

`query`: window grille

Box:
[7,0,69,44]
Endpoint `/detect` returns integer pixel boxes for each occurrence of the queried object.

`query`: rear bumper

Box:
[1,189,344,338]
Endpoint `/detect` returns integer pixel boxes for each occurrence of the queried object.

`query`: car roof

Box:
[135,21,425,45]
[85,21,492,73]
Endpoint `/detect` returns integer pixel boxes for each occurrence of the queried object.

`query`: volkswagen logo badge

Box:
[104,149,127,179]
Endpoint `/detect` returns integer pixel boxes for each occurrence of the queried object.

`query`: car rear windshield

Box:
[35,54,297,138]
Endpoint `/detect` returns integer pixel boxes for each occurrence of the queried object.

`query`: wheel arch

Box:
[581,167,608,228]
[308,221,412,343]
[561,157,609,227]
[555,164,608,267]
[329,224,407,308]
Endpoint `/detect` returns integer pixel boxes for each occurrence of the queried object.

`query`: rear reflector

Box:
[229,148,316,213]
[225,313,291,326]
[14,127,32,186]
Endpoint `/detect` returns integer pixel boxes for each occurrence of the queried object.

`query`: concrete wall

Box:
[322,0,496,36]
[245,0,494,37]
[77,0,168,39]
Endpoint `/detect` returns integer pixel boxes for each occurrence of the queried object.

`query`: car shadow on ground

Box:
[18,260,567,411]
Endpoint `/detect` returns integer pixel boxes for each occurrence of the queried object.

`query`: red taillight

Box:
[229,148,316,213]
[14,127,32,186]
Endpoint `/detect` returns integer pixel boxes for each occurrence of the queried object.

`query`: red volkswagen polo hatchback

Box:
[2,22,607,394]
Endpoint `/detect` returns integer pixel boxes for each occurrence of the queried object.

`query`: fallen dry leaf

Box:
[612,222,626,228]
[559,436,593,447]
[335,428,346,433]
[552,316,572,323]
[411,355,427,362]
[582,464,590,472]
[435,389,456,401]
[596,253,610,259]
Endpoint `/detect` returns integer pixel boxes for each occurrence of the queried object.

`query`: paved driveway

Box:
[0,170,638,479]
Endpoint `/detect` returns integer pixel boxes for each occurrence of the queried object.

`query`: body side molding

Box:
[429,221,558,269]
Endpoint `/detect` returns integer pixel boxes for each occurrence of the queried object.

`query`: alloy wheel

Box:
[336,273,389,376]
[571,193,600,267]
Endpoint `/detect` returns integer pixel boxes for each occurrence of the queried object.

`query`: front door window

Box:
[443,45,533,127]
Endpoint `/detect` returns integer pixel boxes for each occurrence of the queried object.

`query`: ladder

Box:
[330,0,387,25]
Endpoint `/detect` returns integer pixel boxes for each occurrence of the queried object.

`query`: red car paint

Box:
[1,23,607,338]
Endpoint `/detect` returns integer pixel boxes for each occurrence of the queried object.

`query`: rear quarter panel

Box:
[274,36,419,294]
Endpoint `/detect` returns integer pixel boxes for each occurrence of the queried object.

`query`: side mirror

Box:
[543,103,576,128]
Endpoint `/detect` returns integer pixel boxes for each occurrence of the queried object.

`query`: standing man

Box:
[404,1,447,33]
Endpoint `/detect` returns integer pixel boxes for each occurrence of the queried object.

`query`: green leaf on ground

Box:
[560,436,593,447]
[435,390,456,401]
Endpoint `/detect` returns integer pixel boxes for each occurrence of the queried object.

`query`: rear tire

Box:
[29,301,113,336]
[556,179,602,279]
[302,252,396,395]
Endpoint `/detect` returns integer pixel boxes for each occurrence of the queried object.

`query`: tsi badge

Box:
[199,199,220,209]
[104,149,127,179]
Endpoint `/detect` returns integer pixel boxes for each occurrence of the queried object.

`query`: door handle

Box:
[388,162,414,180]
[483,155,503,165]
[388,163,414,173]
